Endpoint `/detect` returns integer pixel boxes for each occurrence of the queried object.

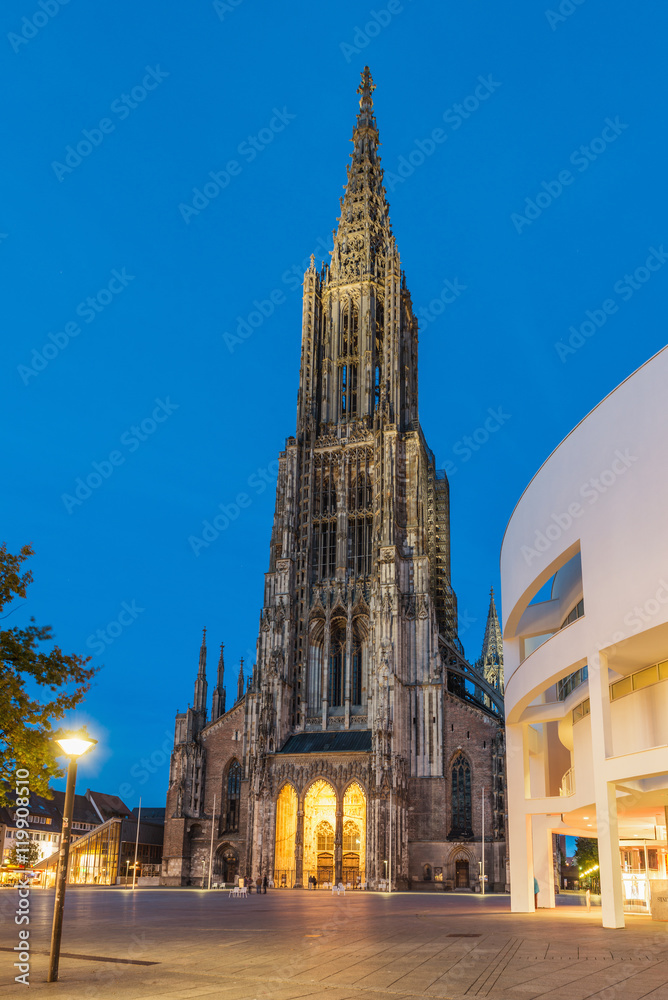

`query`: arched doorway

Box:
[316,820,334,885]
[455,858,470,888]
[274,784,298,888]
[343,782,366,887]
[303,779,337,886]
[222,848,238,883]
[213,844,238,884]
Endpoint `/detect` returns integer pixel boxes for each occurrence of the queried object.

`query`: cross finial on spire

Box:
[357,66,375,105]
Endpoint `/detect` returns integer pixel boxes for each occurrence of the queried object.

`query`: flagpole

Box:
[208,794,217,890]
[481,787,485,896]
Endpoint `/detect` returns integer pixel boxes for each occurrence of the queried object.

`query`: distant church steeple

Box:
[211,642,226,721]
[193,627,208,716]
[237,658,245,702]
[477,589,504,692]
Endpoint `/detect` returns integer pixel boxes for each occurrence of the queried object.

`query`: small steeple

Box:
[193,627,208,719]
[211,642,226,722]
[237,658,245,702]
[477,589,504,692]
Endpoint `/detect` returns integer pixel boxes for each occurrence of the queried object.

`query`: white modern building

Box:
[501,347,668,928]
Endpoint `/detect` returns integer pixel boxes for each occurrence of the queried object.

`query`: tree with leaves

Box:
[574,837,599,889]
[8,839,41,868]
[0,544,98,806]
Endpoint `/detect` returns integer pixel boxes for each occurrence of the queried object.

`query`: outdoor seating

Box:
[332,882,345,895]
[229,885,248,898]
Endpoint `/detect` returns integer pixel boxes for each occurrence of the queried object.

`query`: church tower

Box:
[240,68,502,889]
[163,69,506,892]
[477,588,504,693]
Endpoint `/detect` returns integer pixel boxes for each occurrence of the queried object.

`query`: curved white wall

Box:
[501,346,668,928]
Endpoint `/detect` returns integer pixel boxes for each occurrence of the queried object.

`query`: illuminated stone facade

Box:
[162,69,506,891]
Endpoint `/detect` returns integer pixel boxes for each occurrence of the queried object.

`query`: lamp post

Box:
[47,729,97,983]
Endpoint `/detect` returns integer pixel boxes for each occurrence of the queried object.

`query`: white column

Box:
[532,815,555,908]
[507,723,535,912]
[588,651,625,928]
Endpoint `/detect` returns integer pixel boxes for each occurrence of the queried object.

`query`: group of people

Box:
[239,875,268,893]
[307,875,319,889]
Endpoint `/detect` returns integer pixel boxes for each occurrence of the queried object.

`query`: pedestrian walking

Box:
[262,875,267,894]
[256,876,262,894]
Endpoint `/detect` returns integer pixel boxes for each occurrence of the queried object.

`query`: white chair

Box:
[332,882,345,895]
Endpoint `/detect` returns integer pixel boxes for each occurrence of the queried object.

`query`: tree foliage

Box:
[8,839,41,868]
[0,544,98,805]
[574,837,599,873]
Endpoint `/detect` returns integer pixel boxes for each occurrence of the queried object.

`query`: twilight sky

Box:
[3,0,667,806]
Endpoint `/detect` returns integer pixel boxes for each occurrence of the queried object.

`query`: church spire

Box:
[356,65,376,130]
[193,627,208,719]
[331,66,392,282]
[211,642,226,722]
[237,658,245,702]
[477,589,504,692]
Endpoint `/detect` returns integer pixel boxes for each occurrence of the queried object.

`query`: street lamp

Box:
[47,728,97,983]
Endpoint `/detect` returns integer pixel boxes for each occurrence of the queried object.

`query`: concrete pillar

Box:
[588,652,625,928]
[334,803,342,884]
[595,781,625,928]
[507,723,535,912]
[532,815,556,908]
[295,806,304,888]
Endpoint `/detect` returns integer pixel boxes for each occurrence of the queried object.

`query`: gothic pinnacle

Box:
[356,65,376,128]
[237,658,245,701]
[211,641,226,721]
[193,627,208,718]
[198,627,207,674]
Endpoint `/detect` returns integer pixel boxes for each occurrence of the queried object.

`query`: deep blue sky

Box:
[3,1,667,806]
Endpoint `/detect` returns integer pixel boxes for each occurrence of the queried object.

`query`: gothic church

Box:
[162,69,506,891]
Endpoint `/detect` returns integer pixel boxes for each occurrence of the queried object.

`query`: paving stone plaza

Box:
[2,888,667,999]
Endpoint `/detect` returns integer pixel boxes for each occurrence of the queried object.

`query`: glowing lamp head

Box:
[54,730,97,758]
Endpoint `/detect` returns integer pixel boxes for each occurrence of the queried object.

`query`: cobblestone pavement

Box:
[1,888,667,999]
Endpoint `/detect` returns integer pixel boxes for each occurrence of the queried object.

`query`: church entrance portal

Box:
[455,859,470,888]
[299,779,366,887]
[342,852,360,887]
[317,853,334,884]
[214,846,238,884]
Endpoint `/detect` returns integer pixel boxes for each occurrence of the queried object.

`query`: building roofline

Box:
[500,344,668,553]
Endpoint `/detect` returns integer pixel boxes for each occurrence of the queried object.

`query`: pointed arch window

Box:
[341,307,349,355]
[340,364,357,417]
[353,473,372,510]
[342,820,361,852]
[313,469,337,580]
[328,625,345,707]
[316,821,334,851]
[375,303,384,354]
[225,760,242,833]
[348,515,372,576]
[351,644,362,705]
[320,478,336,516]
[449,753,473,839]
